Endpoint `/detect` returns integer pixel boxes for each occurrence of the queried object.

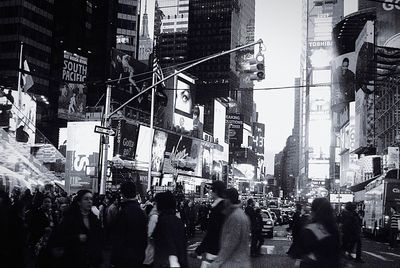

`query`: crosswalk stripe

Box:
[271,237,290,241]
[380,252,400,258]
[363,251,393,261]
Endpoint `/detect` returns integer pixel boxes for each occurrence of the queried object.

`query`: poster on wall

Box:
[111,119,139,161]
[58,51,87,120]
[173,73,195,132]
[65,121,100,194]
[225,113,243,145]
[163,133,200,176]
[202,143,213,179]
[331,52,356,112]
[152,130,168,173]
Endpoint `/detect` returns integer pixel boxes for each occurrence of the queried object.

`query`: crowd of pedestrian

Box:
[2,179,399,268]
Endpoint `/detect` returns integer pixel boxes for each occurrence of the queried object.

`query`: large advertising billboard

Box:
[111,119,139,161]
[65,121,100,193]
[173,72,195,133]
[225,113,244,145]
[58,51,87,120]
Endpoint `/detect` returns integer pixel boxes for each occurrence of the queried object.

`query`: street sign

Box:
[94,125,115,136]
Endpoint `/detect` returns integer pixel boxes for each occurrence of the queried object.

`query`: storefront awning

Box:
[348,176,378,192]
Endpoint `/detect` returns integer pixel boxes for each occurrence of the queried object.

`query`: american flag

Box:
[152,55,166,87]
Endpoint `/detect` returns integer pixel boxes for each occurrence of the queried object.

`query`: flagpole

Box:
[17,41,23,108]
[147,58,156,192]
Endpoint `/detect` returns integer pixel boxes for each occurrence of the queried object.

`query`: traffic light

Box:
[249,53,265,81]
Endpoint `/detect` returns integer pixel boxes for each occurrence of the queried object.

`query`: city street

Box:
[188,225,400,268]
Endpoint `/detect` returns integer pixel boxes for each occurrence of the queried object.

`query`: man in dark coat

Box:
[153,191,188,268]
[339,202,361,261]
[193,181,226,262]
[110,181,148,268]
[245,198,259,257]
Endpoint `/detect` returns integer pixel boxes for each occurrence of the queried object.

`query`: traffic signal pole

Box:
[101,39,264,193]
[99,84,111,194]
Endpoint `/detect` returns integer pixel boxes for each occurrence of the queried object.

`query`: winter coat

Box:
[298,223,340,268]
[110,199,148,267]
[196,199,226,255]
[152,209,188,268]
[51,208,103,268]
[209,204,251,268]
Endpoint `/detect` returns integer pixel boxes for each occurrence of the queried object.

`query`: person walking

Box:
[152,191,188,268]
[110,181,147,268]
[297,198,341,268]
[28,195,58,268]
[52,190,103,268]
[287,203,305,258]
[193,181,226,265]
[209,188,251,268]
[339,202,361,261]
[389,206,400,250]
[252,206,264,257]
[245,198,258,257]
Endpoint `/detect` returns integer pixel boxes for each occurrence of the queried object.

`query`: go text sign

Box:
[225,113,243,145]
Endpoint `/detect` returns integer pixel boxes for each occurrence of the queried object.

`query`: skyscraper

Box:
[138,0,153,63]
[187,0,255,132]
[115,0,140,57]
[0,0,54,96]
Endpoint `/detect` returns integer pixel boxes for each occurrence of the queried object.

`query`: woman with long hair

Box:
[51,190,103,268]
[298,198,341,268]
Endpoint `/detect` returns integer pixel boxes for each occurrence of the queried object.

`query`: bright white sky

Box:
[254,0,302,173]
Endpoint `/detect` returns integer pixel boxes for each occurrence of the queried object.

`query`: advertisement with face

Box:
[331,52,356,112]
[65,121,100,194]
[174,73,195,132]
[58,51,87,120]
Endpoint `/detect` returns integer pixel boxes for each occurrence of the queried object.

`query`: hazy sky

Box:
[254,0,302,173]
[141,0,303,173]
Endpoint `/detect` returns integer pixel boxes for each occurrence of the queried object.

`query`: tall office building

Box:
[115,0,140,57]
[153,0,190,69]
[0,0,54,96]
[138,0,153,63]
[187,0,255,132]
[298,0,343,199]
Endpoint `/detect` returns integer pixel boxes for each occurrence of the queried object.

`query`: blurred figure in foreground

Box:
[152,191,188,268]
[297,198,340,268]
[209,188,251,268]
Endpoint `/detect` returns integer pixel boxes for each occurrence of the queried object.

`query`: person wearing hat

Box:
[209,188,251,268]
[193,181,226,265]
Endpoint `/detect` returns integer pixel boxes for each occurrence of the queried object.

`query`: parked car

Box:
[261,209,274,238]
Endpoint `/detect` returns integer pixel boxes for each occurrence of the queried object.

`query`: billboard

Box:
[225,113,244,145]
[152,130,168,173]
[111,119,139,161]
[163,133,202,177]
[358,1,400,47]
[58,51,87,120]
[110,48,156,110]
[331,52,356,112]
[173,72,195,132]
[252,122,265,157]
[0,90,37,144]
[65,121,100,194]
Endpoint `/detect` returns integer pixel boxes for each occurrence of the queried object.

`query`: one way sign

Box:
[94,125,115,136]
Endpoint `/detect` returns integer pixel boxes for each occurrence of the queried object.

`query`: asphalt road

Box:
[188,225,400,268]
